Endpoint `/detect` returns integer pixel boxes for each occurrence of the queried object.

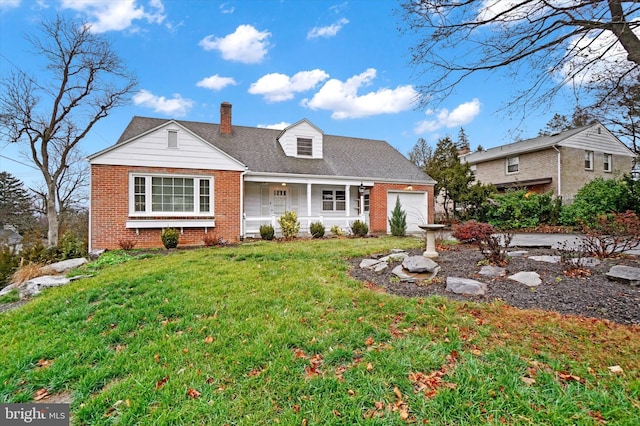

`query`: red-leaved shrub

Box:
[451,220,495,244]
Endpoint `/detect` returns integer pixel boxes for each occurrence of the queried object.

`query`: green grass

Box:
[0,237,638,425]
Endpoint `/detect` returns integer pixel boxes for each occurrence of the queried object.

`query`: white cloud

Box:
[249,69,330,102]
[414,99,481,134]
[257,122,290,130]
[196,74,238,91]
[132,89,193,117]
[307,18,349,39]
[60,0,166,33]
[199,24,271,64]
[219,2,234,14]
[475,0,543,22]
[301,68,418,119]
[0,0,21,10]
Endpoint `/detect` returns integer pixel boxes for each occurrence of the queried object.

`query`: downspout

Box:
[239,168,248,240]
[552,146,561,198]
[87,161,92,252]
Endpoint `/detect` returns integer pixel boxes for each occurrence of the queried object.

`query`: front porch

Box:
[242,178,371,238]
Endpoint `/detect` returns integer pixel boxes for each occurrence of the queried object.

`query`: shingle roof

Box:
[463,125,592,164]
[116,116,435,184]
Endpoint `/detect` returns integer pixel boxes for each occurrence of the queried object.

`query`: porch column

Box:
[306,183,312,217]
[345,185,350,217]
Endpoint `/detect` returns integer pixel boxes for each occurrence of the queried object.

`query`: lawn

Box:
[0,237,638,425]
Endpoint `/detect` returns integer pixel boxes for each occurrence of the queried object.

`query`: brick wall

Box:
[369,183,434,234]
[473,149,558,189]
[91,165,242,250]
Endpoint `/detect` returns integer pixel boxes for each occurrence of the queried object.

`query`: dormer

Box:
[277,119,323,159]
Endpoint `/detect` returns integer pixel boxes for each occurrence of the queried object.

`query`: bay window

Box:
[130,174,213,216]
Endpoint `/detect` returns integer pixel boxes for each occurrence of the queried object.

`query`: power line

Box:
[0,154,39,170]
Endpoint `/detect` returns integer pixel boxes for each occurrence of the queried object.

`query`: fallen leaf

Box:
[33,388,49,401]
[608,365,624,374]
[366,362,374,371]
[557,372,584,383]
[394,386,403,400]
[182,348,189,354]
[293,404,300,414]
[347,389,355,396]
[156,375,169,389]
[187,388,201,399]
[154,354,160,363]
[333,409,341,417]
[36,359,53,369]
[204,336,214,344]
[365,336,375,346]
[521,377,536,386]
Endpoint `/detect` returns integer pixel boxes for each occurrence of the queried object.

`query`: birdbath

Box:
[418,224,446,258]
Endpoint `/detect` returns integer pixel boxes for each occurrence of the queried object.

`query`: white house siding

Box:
[560,126,634,156]
[91,123,245,171]
[277,121,323,159]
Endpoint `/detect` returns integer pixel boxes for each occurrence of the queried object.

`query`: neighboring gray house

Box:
[89,102,436,249]
[0,226,22,252]
[461,123,636,202]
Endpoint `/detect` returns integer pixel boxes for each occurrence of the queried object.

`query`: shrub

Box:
[259,224,275,241]
[479,232,512,266]
[330,225,343,237]
[452,220,495,243]
[580,211,640,258]
[561,178,630,227]
[161,228,180,249]
[388,196,407,237]
[58,230,87,259]
[309,222,325,238]
[278,211,300,239]
[0,245,19,288]
[483,190,562,229]
[350,220,369,237]
[202,233,225,247]
[118,238,138,251]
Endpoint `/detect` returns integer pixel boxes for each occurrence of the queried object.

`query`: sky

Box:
[0,0,583,187]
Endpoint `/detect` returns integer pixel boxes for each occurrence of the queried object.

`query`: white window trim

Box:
[604,153,612,173]
[322,189,346,212]
[128,173,214,217]
[506,156,519,175]
[585,150,594,171]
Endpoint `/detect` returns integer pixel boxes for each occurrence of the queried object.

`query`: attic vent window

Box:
[168,130,178,148]
[297,138,313,156]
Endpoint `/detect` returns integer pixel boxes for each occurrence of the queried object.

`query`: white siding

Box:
[559,126,634,157]
[91,124,245,171]
[278,121,323,159]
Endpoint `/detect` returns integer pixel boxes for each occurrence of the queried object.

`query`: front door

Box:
[272,188,287,215]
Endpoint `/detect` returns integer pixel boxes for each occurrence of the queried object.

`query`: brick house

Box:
[88,102,436,250]
[461,123,636,203]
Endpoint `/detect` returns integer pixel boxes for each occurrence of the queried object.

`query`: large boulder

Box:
[402,256,439,273]
[446,277,487,295]
[607,265,640,286]
[508,271,541,287]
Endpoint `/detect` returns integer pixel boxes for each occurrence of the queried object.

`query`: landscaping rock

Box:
[373,262,388,275]
[402,256,439,273]
[606,265,640,286]
[392,265,440,283]
[359,259,380,269]
[571,257,601,267]
[0,283,16,297]
[445,277,487,295]
[508,250,529,257]
[508,271,542,287]
[379,252,409,263]
[529,255,561,263]
[478,265,506,277]
[48,257,88,273]
[19,275,72,298]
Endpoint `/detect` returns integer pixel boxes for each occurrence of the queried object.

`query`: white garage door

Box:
[387,191,428,234]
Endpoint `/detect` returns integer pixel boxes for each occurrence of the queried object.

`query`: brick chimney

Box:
[220,102,232,135]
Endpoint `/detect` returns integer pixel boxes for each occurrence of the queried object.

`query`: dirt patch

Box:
[349,245,640,325]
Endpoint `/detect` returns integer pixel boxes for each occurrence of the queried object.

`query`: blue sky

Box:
[0,0,576,187]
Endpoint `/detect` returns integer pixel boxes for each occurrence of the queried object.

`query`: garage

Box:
[386,191,428,234]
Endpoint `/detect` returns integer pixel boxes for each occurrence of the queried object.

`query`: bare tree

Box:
[0,15,137,246]
[399,1,640,111]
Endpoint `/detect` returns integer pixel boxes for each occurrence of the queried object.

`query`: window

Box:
[604,153,612,172]
[322,190,346,211]
[506,156,519,174]
[585,150,594,170]
[297,138,313,156]
[168,130,178,148]
[130,174,213,216]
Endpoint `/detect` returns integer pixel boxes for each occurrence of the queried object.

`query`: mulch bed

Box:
[349,245,640,325]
